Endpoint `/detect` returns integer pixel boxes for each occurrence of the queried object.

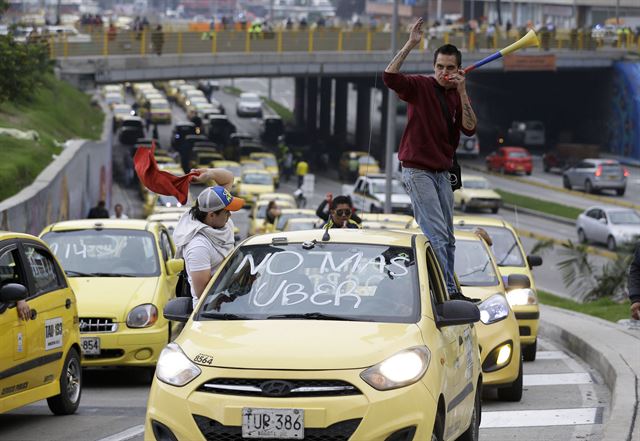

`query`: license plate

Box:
[80,337,100,355]
[608,175,618,180]
[242,408,304,439]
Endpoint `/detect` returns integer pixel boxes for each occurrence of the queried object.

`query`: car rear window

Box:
[507,152,528,158]
[196,243,419,323]
[457,225,525,267]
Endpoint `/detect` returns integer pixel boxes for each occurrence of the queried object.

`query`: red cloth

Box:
[134,142,200,205]
[383,72,476,172]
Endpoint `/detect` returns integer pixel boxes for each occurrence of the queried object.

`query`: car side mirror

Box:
[507,274,531,289]
[166,258,184,276]
[599,218,607,224]
[526,255,543,268]
[163,297,193,322]
[0,283,28,303]
[435,300,480,327]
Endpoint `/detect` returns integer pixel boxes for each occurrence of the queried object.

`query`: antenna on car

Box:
[321,227,330,242]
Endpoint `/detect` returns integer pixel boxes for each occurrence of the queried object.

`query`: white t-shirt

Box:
[110,214,129,219]
[183,234,227,307]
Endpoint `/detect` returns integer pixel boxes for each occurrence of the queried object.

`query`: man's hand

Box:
[446,69,467,94]
[17,300,30,321]
[408,18,424,47]
[631,301,640,320]
[325,192,333,203]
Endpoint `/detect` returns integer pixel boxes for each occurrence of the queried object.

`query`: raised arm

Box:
[191,167,234,190]
[385,18,423,73]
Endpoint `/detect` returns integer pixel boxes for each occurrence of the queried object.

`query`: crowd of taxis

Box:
[1,165,542,441]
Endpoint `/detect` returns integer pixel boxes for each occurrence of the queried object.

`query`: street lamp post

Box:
[384,0,399,214]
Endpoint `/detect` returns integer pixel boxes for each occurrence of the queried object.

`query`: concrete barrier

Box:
[0,135,112,236]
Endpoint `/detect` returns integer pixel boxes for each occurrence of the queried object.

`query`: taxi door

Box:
[0,244,29,408]
[425,246,469,438]
[18,241,73,395]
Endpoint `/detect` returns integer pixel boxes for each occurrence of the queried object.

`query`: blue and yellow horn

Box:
[464,29,540,73]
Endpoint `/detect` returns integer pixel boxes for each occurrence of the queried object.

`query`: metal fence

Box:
[47,28,640,59]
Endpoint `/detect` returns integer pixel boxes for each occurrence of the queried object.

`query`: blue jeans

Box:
[402,167,456,293]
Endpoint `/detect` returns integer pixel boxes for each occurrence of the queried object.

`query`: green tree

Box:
[0,34,52,103]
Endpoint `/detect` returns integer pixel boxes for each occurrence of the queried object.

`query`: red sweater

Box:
[383,72,476,171]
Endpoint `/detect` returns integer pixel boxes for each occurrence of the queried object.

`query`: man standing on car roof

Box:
[383,17,477,295]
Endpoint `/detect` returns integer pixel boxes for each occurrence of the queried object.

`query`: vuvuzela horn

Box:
[463,29,540,74]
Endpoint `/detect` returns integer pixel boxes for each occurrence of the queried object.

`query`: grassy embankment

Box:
[222,85,293,124]
[495,189,583,220]
[538,290,630,322]
[0,75,103,201]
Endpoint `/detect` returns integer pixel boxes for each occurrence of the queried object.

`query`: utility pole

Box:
[615,0,620,25]
[436,0,442,21]
[384,0,398,214]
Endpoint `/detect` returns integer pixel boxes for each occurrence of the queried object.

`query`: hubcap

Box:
[66,358,81,403]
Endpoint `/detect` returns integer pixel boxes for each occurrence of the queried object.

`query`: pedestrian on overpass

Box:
[383,17,477,296]
[628,244,640,320]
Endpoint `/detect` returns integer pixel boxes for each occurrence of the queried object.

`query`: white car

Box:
[236,92,263,117]
[349,174,413,215]
[576,205,640,251]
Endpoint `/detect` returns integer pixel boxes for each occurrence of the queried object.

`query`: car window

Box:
[462,179,488,189]
[586,209,599,219]
[197,243,419,323]
[160,231,174,261]
[609,210,640,225]
[370,180,405,194]
[42,229,160,277]
[242,173,272,185]
[22,245,63,295]
[426,246,448,303]
[0,247,27,290]
[507,151,528,158]
[457,225,525,267]
[353,180,363,193]
[455,240,499,287]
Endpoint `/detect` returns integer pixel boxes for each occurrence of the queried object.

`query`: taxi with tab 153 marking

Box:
[40,220,184,369]
[145,229,482,441]
[0,232,82,415]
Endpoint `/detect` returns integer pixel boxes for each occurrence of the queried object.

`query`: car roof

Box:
[241,229,417,247]
[0,231,45,242]
[453,230,484,241]
[585,159,620,164]
[453,215,509,229]
[42,219,158,233]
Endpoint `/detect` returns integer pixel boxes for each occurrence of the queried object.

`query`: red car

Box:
[486,147,533,175]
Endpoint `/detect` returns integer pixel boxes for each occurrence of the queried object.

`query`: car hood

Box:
[374,193,411,204]
[609,225,640,236]
[180,320,424,369]
[69,277,159,320]
[460,189,501,199]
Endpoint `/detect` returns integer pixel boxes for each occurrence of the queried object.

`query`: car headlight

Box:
[505,288,538,306]
[156,343,201,387]
[360,346,430,391]
[126,304,158,328]
[479,294,510,324]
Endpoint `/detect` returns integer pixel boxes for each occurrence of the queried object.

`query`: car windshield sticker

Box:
[17,332,23,353]
[45,318,63,350]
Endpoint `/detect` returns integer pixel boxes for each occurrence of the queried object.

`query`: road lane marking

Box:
[480,407,602,428]
[535,351,569,360]
[524,373,593,386]
[96,425,145,441]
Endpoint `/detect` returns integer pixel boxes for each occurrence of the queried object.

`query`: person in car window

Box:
[321,195,361,229]
[172,169,245,308]
[264,200,281,226]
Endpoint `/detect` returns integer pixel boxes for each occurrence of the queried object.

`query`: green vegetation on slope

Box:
[0,75,103,201]
[538,290,630,322]
[495,189,583,220]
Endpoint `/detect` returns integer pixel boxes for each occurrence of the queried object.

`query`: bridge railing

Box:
[47,29,640,58]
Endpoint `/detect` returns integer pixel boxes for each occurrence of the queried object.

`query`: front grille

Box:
[193,415,361,441]
[79,318,118,333]
[197,379,361,398]
[83,349,124,359]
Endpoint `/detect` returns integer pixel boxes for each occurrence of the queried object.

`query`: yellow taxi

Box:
[147,212,183,235]
[248,199,294,236]
[454,175,502,214]
[191,150,225,170]
[146,229,481,441]
[257,192,296,207]
[240,159,266,173]
[268,208,318,233]
[454,231,523,401]
[339,151,381,180]
[143,193,190,218]
[149,99,172,125]
[0,232,82,415]
[237,170,275,207]
[250,152,280,188]
[40,220,184,368]
[454,216,542,361]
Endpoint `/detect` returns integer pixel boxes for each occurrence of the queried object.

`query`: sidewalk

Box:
[539,305,640,441]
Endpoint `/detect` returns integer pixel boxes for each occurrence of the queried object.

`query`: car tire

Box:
[577,228,587,244]
[497,356,523,402]
[585,180,594,194]
[456,382,481,441]
[522,339,537,362]
[526,170,532,176]
[431,411,445,441]
[563,176,571,190]
[616,187,625,196]
[491,207,499,214]
[607,236,617,251]
[47,348,82,415]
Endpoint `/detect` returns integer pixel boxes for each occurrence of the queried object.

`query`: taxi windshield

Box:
[243,173,272,185]
[285,220,317,231]
[42,229,160,277]
[463,179,489,189]
[197,243,419,323]
[455,240,499,286]
[460,226,525,267]
[259,157,278,167]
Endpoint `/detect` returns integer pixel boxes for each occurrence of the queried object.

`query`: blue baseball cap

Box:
[197,186,245,212]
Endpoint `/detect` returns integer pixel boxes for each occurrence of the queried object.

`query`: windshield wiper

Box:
[88,272,136,277]
[65,270,93,277]
[200,312,252,320]
[266,312,353,321]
